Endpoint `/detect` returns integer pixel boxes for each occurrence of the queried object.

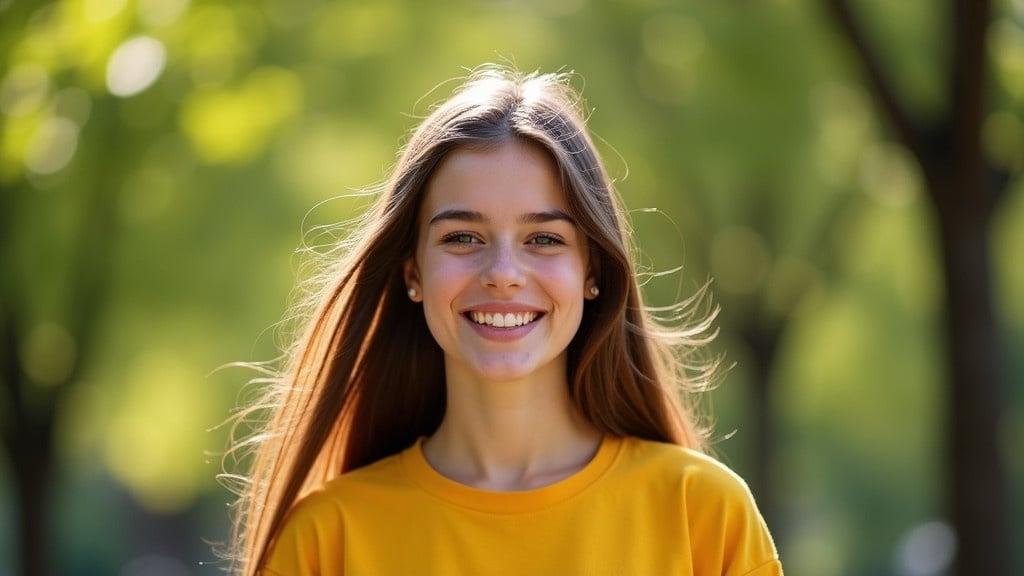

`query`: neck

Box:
[421,354,603,491]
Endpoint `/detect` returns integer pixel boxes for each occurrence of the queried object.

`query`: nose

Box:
[480,238,526,290]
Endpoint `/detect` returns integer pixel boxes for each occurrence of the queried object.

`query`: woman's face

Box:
[404,139,598,383]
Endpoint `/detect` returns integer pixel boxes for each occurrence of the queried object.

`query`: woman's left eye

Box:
[442,233,480,244]
[528,234,564,246]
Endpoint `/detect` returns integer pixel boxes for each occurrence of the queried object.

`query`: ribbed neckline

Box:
[399,433,625,514]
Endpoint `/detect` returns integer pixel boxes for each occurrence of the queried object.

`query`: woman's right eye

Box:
[441,232,480,244]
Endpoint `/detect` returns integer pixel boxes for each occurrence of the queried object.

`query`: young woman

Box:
[223,65,783,576]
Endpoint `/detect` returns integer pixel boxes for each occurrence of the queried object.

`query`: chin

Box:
[466,355,544,383]
[471,364,537,383]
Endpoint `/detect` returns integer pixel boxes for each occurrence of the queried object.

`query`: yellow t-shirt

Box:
[263,434,783,575]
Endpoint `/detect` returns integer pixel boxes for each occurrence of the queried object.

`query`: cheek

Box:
[533,255,587,299]
[419,254,475,321]
[423,256,473,289]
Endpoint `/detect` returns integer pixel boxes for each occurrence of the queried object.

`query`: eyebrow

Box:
[428,208,575,227]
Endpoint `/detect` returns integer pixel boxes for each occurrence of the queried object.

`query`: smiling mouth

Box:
[463,311,546,329]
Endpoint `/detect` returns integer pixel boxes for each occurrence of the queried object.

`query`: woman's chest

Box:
[339,497,696,575]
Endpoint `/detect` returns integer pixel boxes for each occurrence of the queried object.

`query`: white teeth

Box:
[469,311,541,328]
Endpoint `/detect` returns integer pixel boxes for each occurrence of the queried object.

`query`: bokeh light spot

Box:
[859,142,921,207]
[84,0,129,22]
[989,19,1024,99]
[104,350,216,513]
[0,64,50,117]
[180,67,303,164]
[53,86,93,127]
[893,521,956,576]
[25,116,79,175]
[138,0,190,28]
[106,36,167,97]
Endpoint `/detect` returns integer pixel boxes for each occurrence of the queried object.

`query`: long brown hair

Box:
[220,64,722,576]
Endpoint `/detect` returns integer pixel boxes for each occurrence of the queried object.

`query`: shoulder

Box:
[621,437,782,575]
[624,436,763,519]
[262,480,350,575]
[288,450,408,519]
[624,436,756,502]
[263,453,405,575]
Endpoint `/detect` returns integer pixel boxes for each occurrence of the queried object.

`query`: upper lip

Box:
[460,303,547,314]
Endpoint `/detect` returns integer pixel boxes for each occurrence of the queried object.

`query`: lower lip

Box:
[463,313,544,342]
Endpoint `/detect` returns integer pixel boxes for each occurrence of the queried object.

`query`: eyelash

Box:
[440,232,565,246]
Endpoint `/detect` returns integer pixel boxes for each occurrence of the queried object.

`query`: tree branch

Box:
[823,0,930,168]
[948,0,993,212]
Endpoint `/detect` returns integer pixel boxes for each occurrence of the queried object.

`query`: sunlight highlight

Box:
[106,36,167,97]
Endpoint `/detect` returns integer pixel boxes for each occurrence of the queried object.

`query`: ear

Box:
[403,257,422,302]
[585,246,601,300]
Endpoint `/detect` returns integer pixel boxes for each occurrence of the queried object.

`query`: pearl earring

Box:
[407,287,417,299]
[589,286,599,297]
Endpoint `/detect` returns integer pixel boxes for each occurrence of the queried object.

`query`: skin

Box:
[403,138,604,491]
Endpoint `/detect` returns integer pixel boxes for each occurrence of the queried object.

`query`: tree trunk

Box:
[933,179,1011,574]
[824,0,1014,571]
[13,417,57,576]
[741,319,780,530]
[1,98,122,576]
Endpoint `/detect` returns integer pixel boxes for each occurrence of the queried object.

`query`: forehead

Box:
[421,139,567,217]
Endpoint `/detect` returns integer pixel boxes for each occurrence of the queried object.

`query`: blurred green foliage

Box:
[1,0,1022,574]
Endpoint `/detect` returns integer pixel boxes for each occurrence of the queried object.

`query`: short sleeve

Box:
[721,484,782,576]
[261,490,345,576]
[682,453,783,576]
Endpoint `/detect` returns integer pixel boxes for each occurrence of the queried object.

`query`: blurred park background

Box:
[1,0,1023,574]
